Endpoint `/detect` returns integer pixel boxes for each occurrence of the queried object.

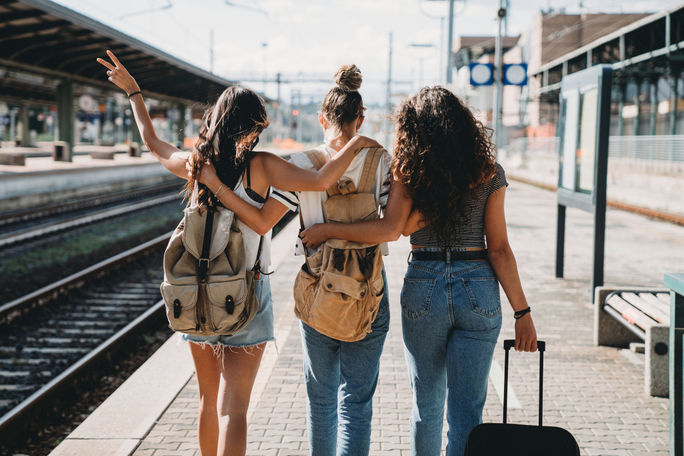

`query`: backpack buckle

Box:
[198,258,210,283]
[337,178,356,195]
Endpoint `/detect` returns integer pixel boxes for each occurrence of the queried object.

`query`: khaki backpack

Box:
[293,147,386,342]
[160,202,262,336]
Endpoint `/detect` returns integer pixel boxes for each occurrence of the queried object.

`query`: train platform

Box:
[0,150,157,176]
[0,150,181,213]
[51,181,680,456]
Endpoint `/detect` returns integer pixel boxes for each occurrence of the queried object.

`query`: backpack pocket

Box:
[160,282,198,332]
[206,277,251,333]
[309,270,369,341]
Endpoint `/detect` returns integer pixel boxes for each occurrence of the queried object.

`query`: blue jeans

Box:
[182,275,274,348]
[300,269,390,456]
[401,253,502,456]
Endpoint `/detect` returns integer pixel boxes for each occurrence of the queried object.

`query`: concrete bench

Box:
[595,286,670,396]
[0,151,26,166]
[89,150,116,160]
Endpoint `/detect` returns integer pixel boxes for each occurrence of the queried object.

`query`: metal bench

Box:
[595,286,670,396]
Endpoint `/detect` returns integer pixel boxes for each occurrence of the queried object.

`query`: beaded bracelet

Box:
[514,307,531,319]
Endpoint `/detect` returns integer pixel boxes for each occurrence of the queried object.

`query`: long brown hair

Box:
[393,86,497,245]
[320,64,365,128]
[185,86,269,207]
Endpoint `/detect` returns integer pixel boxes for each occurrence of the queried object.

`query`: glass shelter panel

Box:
[560,90,579,190]
[577,88,598,193]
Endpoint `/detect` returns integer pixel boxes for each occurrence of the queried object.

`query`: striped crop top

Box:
[409,163,508,249]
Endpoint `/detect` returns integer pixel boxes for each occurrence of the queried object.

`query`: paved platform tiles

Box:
[132,182,676,455]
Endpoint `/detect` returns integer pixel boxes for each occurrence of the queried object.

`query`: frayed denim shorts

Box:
[182,275,275,348]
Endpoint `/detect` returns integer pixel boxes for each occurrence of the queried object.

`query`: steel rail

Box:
[0,181,182,227]
[0,193,180,248]
[0,217,296,446]
[0,231,173,324]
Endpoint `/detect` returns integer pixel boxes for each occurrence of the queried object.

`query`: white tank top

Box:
[190,178,272,273]
[233,176,272,272]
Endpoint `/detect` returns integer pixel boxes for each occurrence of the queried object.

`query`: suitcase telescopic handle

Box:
[502,339,546,427]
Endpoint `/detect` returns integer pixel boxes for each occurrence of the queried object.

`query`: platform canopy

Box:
[0,0,238,105]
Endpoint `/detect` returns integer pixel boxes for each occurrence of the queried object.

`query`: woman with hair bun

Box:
[98,52,379,456]
[202,64,392,456]
[301,86,538,456]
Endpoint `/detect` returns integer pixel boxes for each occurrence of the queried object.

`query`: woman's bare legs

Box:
[189,343,222,456]
[217,343,266,456]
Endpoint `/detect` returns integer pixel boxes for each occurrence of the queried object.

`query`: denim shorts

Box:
[182,275,275,348]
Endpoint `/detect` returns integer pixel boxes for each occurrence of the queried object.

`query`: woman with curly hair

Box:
[301,86,538,456]
[97,51,378,456]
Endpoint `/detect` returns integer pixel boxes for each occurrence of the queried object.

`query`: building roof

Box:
[540,13,650,65]
[453,35,520,68]
[0,0,239,105]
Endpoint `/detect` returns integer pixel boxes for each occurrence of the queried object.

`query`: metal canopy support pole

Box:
[493,0,506,153]
[177,104,186,148]
[617,83,625,136]
[555,204,566,279]
[671,70,679,137]
[446,0,454,84]
[650,78,658,138]
[634,78,642,137]
[130,109,142,147]
[19,104,31,147]
[56,81,74,155]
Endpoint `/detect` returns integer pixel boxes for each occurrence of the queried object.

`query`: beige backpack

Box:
[160,202,262,336]
[293,147,386,342]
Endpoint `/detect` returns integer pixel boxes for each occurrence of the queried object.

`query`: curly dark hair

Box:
[392,86,497,245]
[185,86,269,208]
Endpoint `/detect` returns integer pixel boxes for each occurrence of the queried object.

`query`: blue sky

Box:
[56,0,679,104]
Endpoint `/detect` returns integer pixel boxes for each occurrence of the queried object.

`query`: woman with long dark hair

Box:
[97,51,378,456]
[300,86,538,456]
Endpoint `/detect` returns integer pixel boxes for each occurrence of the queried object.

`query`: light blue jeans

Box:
[300,269,390,456]
[401,252,502,456]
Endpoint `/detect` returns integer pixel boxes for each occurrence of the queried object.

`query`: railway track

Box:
[0,213,296,446]
[0,179,182,237]
[0,181,184,249]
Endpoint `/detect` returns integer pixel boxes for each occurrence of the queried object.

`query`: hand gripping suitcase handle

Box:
[502,339,546,427]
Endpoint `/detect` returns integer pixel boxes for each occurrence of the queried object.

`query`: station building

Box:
[452,5,684,147]
[0,0,253,159]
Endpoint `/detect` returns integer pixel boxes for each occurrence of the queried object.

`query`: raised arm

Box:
[97,50,187,178]
[186,160,290,235]
[484,186,537,352]
[259,136,381,192]
[299,179,413,248]
[217,192,289,236]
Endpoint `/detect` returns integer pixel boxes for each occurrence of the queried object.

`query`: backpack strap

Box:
[305,149,327,171]
[358,147,384,194]
[198,208,215,284]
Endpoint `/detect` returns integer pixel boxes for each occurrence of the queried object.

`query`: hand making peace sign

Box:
[97,50,141,97]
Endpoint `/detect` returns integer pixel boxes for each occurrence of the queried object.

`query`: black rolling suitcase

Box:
[464,339,580,456]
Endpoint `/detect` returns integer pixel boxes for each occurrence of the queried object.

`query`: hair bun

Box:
[334,64,362,92]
